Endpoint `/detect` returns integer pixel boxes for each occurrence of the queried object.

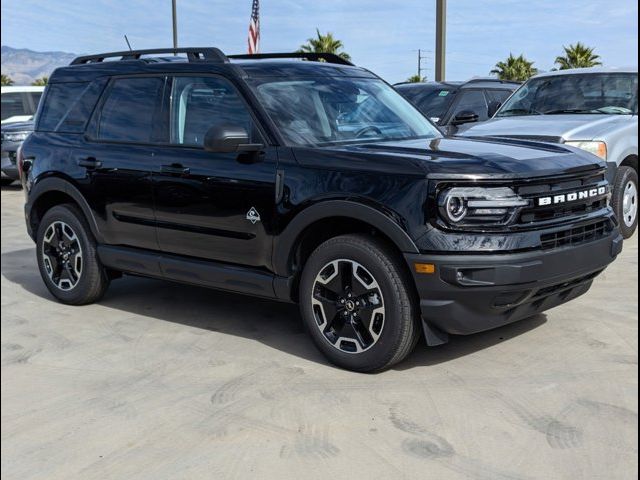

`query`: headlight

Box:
[565,141,607,161]
[438,187,529,228]
[3,131,31,143]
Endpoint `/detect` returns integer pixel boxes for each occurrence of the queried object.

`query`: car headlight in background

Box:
[438,186,529,228]
[2,131,31,143]
[564,140,607,161]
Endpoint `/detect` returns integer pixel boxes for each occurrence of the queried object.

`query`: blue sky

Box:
[1,0,637,83]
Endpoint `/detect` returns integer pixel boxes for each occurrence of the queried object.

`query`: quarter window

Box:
[98,77,165,142]
[169,76,255,147]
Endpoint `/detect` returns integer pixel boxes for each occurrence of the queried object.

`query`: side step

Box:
[97,245,290,301]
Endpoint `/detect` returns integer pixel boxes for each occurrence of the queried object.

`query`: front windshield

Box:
[249,77,441,146]
[497,72,638,116]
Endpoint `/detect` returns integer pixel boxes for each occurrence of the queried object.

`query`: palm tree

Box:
[1,74,14,86]
[554,42,602,70]
[298,29,351,62]
[406,74,426,83]
[491,53,538,82]
[32,76,48,86]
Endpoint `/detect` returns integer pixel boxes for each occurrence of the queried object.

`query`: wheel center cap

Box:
[345,300,356,312]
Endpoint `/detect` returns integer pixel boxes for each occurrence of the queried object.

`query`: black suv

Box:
[21,48,623,372]
[395,79,519,134]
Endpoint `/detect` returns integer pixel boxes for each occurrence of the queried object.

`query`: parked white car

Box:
[1,85,45,125]
[461,67,638,238]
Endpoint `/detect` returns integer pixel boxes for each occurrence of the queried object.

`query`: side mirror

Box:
[487,100,502,118]
[451,110,480,126]
[203,124,263,153]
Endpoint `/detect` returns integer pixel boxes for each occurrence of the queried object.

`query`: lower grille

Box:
[533,270,602,298]
[540,221,609,251]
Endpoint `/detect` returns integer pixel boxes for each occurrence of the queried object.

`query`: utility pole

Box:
[416,49,430,81]
[435,0,446,81]
[172,0,178,50]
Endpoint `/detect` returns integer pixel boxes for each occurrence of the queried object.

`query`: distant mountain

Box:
[1,46,77,85]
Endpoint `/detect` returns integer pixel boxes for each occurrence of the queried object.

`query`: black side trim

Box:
[98,245,281,300]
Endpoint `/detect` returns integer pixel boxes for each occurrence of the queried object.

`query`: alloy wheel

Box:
[622,180,638,228]
[41,221,83,291]
[311,259,385,354]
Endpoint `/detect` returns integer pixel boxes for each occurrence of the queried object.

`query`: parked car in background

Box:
[1,86,44,125]
[461,68,638,238]
[394,78,519,134]
[1,120,34,185]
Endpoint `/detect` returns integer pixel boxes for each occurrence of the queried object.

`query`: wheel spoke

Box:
[40,221,83,291]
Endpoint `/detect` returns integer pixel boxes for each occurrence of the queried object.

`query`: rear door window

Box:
[486,89,513,105]
[98,77,166,143]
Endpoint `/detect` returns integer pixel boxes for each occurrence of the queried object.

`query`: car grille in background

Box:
[514,169,608,226]
[540,220,609,251]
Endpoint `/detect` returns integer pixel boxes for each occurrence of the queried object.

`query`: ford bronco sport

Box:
[20,48,623,372]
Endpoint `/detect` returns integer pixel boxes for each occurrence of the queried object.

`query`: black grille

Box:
[533,270,602,298]
[540,221,609,251]
[514,170,608,226]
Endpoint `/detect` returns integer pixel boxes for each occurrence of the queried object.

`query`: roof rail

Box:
[70,47,228,65]
[228,52,354,66]
[464,77,521,85]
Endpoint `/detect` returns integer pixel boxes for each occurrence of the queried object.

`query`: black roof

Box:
[50,48,376,83]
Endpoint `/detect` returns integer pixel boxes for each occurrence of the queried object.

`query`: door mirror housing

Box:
[451,111,480,126]
[203,124,263,153]
[487,100,502,118]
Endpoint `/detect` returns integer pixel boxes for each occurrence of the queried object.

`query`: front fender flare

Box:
[272,200,419,276]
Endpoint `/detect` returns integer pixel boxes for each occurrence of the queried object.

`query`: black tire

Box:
[36,204,110,305]
[299,234,421,372]
[611,166,638,239]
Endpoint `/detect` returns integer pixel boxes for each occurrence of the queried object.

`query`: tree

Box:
[32,76,48,86]
[406,74,426,83]
[298,29,351,62]
[491,53,538,82]
[554,42,602,70]
[1,74,14,86]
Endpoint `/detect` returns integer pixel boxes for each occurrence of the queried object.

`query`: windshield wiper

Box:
[543,108,600,115]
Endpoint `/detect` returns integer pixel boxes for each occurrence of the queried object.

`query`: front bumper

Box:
[405,230,623,340]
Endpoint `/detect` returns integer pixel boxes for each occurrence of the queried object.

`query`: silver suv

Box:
[461,67,638,238]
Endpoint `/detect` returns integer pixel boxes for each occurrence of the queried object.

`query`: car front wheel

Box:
[299,234,421,372]
[612,166,638,239]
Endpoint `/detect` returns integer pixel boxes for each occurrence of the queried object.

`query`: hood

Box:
[460,114,633,141]
[1,120,34,133]
[294,137,605,179]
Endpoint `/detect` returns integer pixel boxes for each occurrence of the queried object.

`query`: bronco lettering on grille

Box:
[537,186,607,207]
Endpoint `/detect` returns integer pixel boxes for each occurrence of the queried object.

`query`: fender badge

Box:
[246,207,261,224]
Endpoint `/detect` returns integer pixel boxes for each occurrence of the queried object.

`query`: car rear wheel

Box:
[36,204,110,305]
[612,166,638,239]
[299,234,421,372]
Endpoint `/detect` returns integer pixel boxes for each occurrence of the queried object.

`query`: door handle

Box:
[78,157,102,169]
[160,164,190,175]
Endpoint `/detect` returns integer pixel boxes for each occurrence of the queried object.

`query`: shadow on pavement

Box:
[2,246,547,371]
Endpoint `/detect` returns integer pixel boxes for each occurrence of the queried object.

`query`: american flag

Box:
[247,0,260,54]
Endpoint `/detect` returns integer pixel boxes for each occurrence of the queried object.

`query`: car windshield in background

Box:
[250,77,441,146]
[497,73,638,117]
[396,85,457,121]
